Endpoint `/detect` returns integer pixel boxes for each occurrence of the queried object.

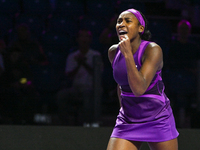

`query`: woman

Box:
[107,8,179,150]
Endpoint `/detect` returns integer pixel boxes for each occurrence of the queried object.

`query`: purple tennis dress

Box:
[111,40,179,142]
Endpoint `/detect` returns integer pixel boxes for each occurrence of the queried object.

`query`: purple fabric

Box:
[113,40,149,89]
[125,9,145,34]
[111,40,179,142]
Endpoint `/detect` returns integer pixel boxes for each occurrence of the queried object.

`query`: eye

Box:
[125,19,131,23]
[117,18,122,24]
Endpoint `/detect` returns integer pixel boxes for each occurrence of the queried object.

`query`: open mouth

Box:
[118,30,128,35]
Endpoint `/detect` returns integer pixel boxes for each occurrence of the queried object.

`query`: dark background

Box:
[0,0,200,127]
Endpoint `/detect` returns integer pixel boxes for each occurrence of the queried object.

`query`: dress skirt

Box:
[110,93,179,142]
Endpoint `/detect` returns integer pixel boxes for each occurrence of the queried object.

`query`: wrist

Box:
[124,52,134,60]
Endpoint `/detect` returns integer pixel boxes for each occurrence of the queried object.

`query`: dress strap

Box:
[138,41,150,66]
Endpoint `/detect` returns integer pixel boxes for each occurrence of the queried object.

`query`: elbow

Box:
[133,92,144,97]
[129,80,148,97]
[132,89,146,97]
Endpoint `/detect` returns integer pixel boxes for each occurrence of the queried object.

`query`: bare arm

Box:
[108,44,118,64]
[119,36,163,97]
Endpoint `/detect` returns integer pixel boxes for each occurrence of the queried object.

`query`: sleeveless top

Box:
[112,40,170,122]
[113,40,164,94]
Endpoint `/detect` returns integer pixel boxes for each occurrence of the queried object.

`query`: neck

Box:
[131,38,142,54]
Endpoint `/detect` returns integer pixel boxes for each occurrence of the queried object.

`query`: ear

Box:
[139,25,144,33]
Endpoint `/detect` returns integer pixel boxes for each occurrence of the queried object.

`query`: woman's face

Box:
[116,11,142,42]
[77,30,92,48]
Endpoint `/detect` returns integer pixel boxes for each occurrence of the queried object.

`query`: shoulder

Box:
[109,44,118,51]
[108,44,118,55]
[89,49,101,56]
[67,50,78,58]
[143,42,163,69]
[145,42,162,56]
[108,44,118,63]
[147,42,161,48]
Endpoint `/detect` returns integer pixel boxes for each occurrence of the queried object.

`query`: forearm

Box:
[125,55,147,96]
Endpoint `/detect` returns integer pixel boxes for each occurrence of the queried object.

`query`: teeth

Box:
[119,31,127,35]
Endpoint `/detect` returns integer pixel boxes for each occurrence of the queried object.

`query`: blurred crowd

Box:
[0,0,200,128]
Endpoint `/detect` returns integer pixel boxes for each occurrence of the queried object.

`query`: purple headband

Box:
[125,9,145,34]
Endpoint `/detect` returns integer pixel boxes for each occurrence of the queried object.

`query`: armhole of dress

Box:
[138,41,150,66]
[112,47,120,68]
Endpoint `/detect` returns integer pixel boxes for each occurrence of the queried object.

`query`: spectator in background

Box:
[167,20,200,128]
[0,47,39,124]
[99,14,119,47]
[99,15,119,111]
[9,23,47,66]
[56,29,103,126]
[8,23,50,116]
